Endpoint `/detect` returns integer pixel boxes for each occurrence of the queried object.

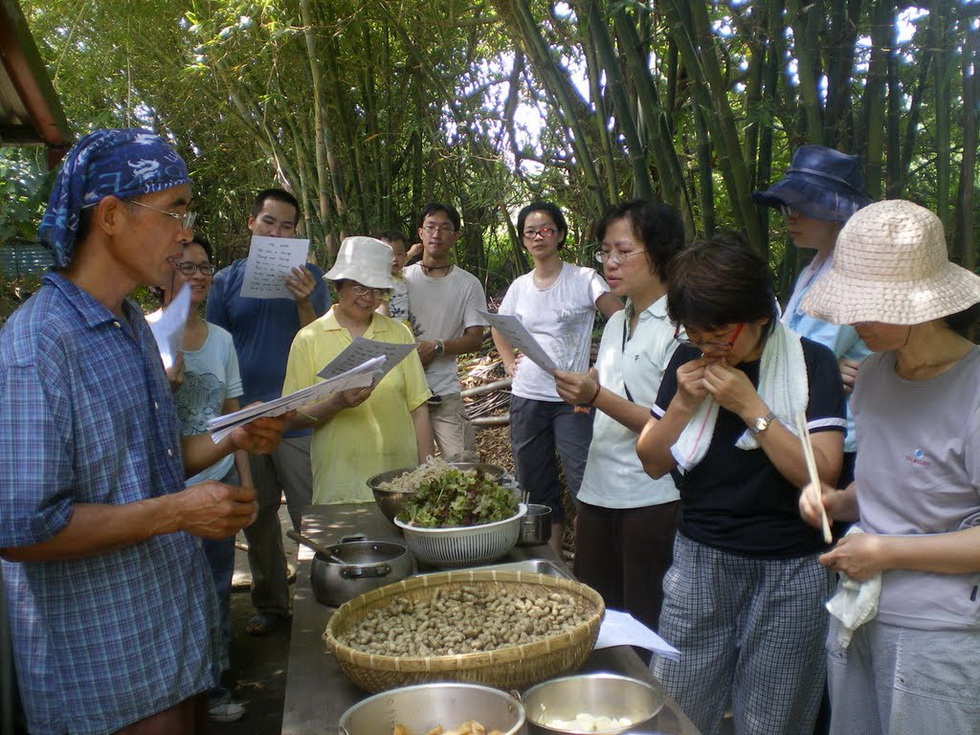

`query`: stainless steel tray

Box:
[412,558,573,579]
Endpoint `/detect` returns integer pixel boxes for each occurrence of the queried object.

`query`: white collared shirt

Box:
[577,296,680,508]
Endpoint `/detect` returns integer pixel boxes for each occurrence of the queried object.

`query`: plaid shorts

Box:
[652,534,833,735]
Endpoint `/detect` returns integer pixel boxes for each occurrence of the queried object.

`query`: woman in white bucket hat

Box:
[282,236,434,503]
[799,199,980,735]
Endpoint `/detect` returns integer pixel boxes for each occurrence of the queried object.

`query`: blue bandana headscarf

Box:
[38,128,190,268]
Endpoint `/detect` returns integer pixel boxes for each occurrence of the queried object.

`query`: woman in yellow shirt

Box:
[283,236,434,503]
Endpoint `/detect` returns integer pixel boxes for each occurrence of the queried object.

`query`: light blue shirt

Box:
[783,253,870,452]
[0,274,223,734]
[176,322,243,485]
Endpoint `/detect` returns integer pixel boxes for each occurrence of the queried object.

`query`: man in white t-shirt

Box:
[403,203,488,461]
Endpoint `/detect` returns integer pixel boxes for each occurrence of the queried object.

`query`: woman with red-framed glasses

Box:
[636,233,847,735]
[491,201,622,556]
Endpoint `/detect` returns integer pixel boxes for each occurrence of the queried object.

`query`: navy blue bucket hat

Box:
[752,145,872,223]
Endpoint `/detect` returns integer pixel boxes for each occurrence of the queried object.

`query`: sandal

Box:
[208,688,246,723]
[246,611,291,637]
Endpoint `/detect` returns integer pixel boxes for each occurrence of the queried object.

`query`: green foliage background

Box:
[3,0,978,301]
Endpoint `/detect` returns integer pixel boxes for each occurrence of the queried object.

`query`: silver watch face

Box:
[754,416,768,432]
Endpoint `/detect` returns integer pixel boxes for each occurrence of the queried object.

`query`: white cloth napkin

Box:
[671,321,808,472]
[826,528,882,648]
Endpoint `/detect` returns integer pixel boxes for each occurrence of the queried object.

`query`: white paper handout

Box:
[240,235,311,299]
[206,355,385,443]
[594,609,680,661]
[146,283,192,370]
[317,337,418,383]
[478,310,558,373]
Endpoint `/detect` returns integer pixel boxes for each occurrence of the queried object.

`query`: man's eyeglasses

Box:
[674,322,745,353]
[350,283,391,301]
[594,249,646,266]
[779,203,798,218]
[522,226,558,240]
[175,262,215,276]
[422,224,455,234]
[127,199,197,230]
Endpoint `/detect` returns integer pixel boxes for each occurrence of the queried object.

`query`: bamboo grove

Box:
[8,0,980,296]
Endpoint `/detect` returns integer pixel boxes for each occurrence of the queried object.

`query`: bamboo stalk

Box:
[613,7,690,210]
[955,12,979,271]
[785,0,823,142]
[581,0,653,199]
[933,1,955,232]
[581,23,620,203]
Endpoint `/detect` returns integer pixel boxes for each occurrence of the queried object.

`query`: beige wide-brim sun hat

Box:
[323,236,396,289]
[802,199,980,325]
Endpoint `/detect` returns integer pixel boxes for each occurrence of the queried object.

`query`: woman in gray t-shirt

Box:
[800,199,980,735]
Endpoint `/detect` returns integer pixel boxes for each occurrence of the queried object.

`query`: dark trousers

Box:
[509,396,593,523]
[573,500,680,632]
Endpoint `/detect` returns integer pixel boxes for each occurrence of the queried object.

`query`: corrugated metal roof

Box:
[0,0,71,158]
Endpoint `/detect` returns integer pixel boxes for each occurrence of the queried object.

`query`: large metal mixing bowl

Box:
[523,673,665,734]
[338,682,525,735]
[367,462,508,524]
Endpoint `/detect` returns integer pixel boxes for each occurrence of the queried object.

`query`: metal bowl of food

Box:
[338,682,525,735]
[367,462,508,525]
[523,673,665,734]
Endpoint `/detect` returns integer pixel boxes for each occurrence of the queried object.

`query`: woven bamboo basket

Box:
[323,569,605,693]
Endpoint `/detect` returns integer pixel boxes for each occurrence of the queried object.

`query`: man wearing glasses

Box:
[403,203,488,461]
[207,189,330,637]
[0,129,285,732]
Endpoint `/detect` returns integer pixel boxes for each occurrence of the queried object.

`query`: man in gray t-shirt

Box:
[403,203,488,461]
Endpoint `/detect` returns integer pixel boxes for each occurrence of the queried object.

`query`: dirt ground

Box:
[210,513,297,735]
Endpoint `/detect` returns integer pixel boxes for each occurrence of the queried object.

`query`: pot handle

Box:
[341,533,366,543]
[340,563,392,579]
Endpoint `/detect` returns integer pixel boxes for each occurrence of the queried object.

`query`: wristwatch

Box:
[748,411,777,435]
[433,339,445,357]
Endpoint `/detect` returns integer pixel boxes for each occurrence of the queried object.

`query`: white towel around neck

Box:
[671,320,809,473]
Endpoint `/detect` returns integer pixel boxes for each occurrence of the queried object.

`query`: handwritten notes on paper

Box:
[479,310,558,373]
[206,356,385,443]
[317,337,418,383]
[240,235,311,299]
[146,283,191,369]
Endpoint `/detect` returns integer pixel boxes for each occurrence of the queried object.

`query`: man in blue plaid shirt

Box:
[0,129,285,734]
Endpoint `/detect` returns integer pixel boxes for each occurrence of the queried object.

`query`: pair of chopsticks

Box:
[795,412,833,544]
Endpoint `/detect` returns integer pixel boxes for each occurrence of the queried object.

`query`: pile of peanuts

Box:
[339,584,592,656]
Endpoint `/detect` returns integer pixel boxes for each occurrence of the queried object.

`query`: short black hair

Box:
[418,203,461,231]
[595,199,685,282]
[517,202,568,248]
[75,206,95,247]
[945,302,980,340]
[666,231,778,333]
[253,188,301,221]
[375,229,407,245]
[186,234,213,260]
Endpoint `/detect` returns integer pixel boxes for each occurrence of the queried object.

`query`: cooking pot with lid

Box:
[309,534,413,607]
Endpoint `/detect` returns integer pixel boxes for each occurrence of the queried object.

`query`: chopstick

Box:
[796,412,833,544]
